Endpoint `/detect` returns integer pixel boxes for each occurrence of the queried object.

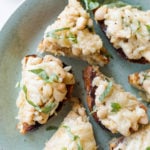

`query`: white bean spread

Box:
[95,5,150,62]
[16,55,75,134]
[38,0,109,66]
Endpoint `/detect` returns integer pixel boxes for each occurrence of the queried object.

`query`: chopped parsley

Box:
[15,81,21,88]
[46,27,77,43]
[111,102,121,112]
[61,147,67,150]
[46,27,70,39]
[83,0,142,10]
[48,73,59,83]
[135,21,141,32]
[103,53,114,59]
[83,0,99,11]
[62,125,83,150]
[46,125,58,131]
[29,69,59,83]
[41,102,56,114]
[104,0,127,8]
[143,72,150,83]
[67,32,78,43]
[146,147,150,150]
[146,25,150,33]
[99,81,113,102]
[23,85,56,114]
[102,0,142,9]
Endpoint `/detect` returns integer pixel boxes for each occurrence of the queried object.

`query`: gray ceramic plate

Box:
[0,0,150,150]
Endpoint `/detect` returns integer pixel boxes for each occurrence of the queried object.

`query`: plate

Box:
[0,0,150,149]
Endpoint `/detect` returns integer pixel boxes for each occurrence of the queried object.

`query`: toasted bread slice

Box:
[38,0,109,66]
[83,66,148,136]
[95,4,150,63]
[44,99,97,150]
[16,55,75,134]
[110,124,150,150]
[129,70,150,102]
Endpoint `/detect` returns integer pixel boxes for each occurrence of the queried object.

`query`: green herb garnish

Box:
[88,1,99,10]
[23,85,56,114]
[105,0,127,8]
[77,142,83,150]
[46,27,70,39]
[41,102,56,114]
[67,32,78,43]
[146,25,150,33]
[99,81,113,101]
[136,21,141,32]
[111,102,121,112]
[54,28,70,32]
[101,0,142,9]
[48,73,59,83]
[83,0,99,11]
[143,72,150,82]
[61,147,67,150]
[30,68,49,81]
[29,69,59,83]
[146,147,150,150]
[46,125,58,131]
[46,27,77,43]
[103,53,114,59]
[23,85,41,112]
[15,81,21,88]
[62,125,83,150]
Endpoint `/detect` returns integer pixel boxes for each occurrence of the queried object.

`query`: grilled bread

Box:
[38,0,109,66]
[16,55,75,134]
[44,100,97,150]
[110,124,150,150]
[83,66,148,136]
[129,70,150,102]
[95,4,150,63]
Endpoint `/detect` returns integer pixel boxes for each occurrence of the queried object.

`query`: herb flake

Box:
[22,85,41,112]
[111,102,121,112]
[105,1,127,8]
[146,147,150,150]
[29,69,59,83]
[48,73,59,83]
[46,125,58,131]
[142,72,150,84]
[61,147,67,150]
[46,27,77,43]
[41,102,56,113]
[46,27,70,39]
[15,81,21,88]
[83,0,99,11]
[99,81,113,101]
[22,85,56,114]
[67,32,78,43]
[145,146,150,150]
[146,25,150,33]
[62,125,83,150]
[102,0,142,9]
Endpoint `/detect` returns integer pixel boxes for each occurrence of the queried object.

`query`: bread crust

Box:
[98,21,148,64]
[16,55,75,134]
[83,66,148,136]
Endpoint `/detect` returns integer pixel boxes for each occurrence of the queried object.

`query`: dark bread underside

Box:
[83,66,103,123]
[98,21,149,64]
[20,55,74,134]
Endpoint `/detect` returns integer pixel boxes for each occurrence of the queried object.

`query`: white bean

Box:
[95,6,107,21]
[76,17,87,30]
